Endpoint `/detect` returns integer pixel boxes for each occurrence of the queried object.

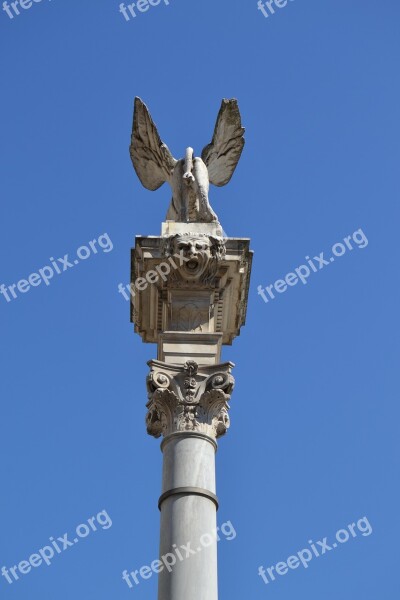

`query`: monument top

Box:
[130,97,252,366]
[130,97,245,226]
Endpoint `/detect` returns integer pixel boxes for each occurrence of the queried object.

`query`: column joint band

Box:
[158,486,219,511]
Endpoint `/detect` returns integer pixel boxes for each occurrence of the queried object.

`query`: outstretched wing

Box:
[130,97,177,191]
[201,99,245,187]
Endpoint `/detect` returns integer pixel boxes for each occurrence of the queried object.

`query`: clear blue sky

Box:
[1,0,399,598]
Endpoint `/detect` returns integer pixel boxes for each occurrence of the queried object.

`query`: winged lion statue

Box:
[130,97,245,224]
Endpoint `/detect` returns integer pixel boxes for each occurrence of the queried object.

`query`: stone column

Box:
[158,432,218,600]
[146,359,234,600]
[132,222,252,600]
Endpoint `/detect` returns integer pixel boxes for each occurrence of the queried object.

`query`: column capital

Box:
[146,359,235,440]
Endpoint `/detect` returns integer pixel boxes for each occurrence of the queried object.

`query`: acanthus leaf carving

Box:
[145,360,234,440]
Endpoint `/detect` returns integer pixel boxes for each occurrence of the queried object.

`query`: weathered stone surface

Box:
[129,96,252,600]
[131,225,253,349]
[130,97,245,225]
[146,359,235,439]
[158,332,223,365]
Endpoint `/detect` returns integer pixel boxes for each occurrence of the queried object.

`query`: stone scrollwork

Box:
[145,360,235,439]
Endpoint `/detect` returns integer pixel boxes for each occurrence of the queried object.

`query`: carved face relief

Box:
[173,236,213,281]
[162,233,226,283]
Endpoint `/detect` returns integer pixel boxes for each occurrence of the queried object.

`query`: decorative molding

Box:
[146,360,235,439]
[158,487,219,511]
[131,232,252,345]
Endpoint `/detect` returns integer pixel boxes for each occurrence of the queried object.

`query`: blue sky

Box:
[0,0,399,598]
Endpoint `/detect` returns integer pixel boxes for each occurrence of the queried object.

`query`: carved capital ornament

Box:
[146,360,235,440]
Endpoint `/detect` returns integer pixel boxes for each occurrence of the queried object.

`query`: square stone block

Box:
[158,332,223,365]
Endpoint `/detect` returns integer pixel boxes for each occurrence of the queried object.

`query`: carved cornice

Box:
[146,360,235,440]
[131,232,252,345]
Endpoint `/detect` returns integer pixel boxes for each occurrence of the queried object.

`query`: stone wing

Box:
[201,99,245,187]
[130,97,177,191]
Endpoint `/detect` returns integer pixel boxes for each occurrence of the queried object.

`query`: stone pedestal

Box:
[131,222,252,346]
[131,222,252,600]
